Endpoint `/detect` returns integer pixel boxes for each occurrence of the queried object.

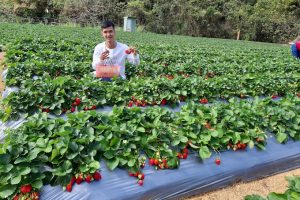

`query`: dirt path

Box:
[0,52,5,97]
[186,168,300,200]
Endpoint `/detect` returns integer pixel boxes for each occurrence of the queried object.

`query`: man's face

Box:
[101,26,115,42]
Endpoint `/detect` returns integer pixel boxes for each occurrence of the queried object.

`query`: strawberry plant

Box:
[0,23,300,198]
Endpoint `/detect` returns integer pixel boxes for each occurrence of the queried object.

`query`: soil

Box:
[185,168,300,200]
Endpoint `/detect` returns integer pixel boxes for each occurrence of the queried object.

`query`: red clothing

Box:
[296,41,300,51]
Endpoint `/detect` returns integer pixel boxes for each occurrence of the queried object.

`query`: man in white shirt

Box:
[92,20,140,79]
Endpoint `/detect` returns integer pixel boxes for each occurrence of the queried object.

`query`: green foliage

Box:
[0,96,299,199]
[0,23,299,121]
[0,22,299,199]
[1,0,299,42]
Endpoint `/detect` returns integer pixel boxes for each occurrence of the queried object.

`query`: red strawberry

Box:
[21,184,32,193]
[128,101,133,107]
[215,158,221,165]
[271,95,278,99]
[179,96,186,101]
[204,122,211,129]
[138,173,145,180]
[70,107,75,112]
[154,159,159,166]
[85,175,92,183]
[138,180,143,186]
[160,98,167,105]
[162,159,167,165]
[183,148,189,154]
[75,97,81,105]
[177,153,183,159]
[93,171,102,181]
[136,100,142,106]
[91,105,97,110]
[125,49,131,54]
[134,172,140,177]
[72,102,78,106]
[141,101,147,107]
[66,183,72,192]
[13,194,19,200]
[149,158,155,166]
[182,153,188,159]
[30,191,39,199]
[76,175,83,184]
[200,98,208,104]
[129,172,135,177]
[43,108,50,113]
[70,176,76,185]
[239,143,247,150]
[167,75,174,80]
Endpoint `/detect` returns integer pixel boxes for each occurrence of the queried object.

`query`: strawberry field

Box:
[0,23,299,200]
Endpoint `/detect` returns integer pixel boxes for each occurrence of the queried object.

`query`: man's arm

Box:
[126,47,140,65]
[92,45,106,70]
[127,54,140,65]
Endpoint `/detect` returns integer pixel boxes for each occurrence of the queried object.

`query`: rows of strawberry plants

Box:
[1,23,299,87]
[3,37,92,86]
[0,23,299,123]
[0,22,299,199]
[1,72,299,121]
[3,36,299,87]
[0,95,299,199]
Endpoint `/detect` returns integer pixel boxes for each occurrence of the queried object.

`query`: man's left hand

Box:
[128,46,138,55]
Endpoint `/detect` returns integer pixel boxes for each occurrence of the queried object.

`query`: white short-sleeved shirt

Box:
[92,42,140,79]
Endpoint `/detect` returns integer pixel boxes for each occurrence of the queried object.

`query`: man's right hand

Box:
[100,50,109,61]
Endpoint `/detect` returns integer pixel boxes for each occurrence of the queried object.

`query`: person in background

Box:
[290,36,300,59]
[92,20,140,80]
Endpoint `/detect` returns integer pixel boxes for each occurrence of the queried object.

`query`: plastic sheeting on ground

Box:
[1,86,19,99]
[38,136,300,200]
[1,68,7,81]
[0,115,26,142]
[1,102,299,199]
[1,70,299,199]
[0,104,185,142]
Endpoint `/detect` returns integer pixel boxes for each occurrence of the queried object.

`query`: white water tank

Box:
[123,17,136,32]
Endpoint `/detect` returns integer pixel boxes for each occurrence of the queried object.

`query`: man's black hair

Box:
[101,20,115,29]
